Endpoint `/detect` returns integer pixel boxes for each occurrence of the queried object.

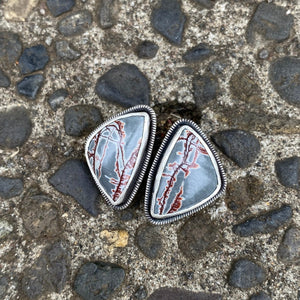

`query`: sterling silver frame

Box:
[85,105,157,210]
[144,119,227,225]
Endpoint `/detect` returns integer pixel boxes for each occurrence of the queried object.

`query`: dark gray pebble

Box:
[212,129,260,168]
[177,214,221,259]
[21,194,62,238]
[277,226,300,264]
[183,43,212,62]
[136,41,159,59]
[49,159,100,216]
[148,287,222,300]
[232,205,292,237]
[269,57,300,106]
[74,262,125,300]
[95,63,150,107]
[133,285,148,300]
[0,276,8,298]
[19,45,49,75]
[0,32,22,66]
[98,0,116,29]
[135,224,163,259]
[17,74,44,100]
[58,10,92,36]
[193,73,219,107]
[47,0,75,17]
[56,40,81,60]
[48,88,69,111]
[0,106,32,149]
[246,2,294,43]
[22,241,70,298]
[0,68,10,87]
[64,105,102,137]
[249,291,272,300]
[0,176,23,199]
[228,259,266,289]
[275,156,300,190]
[151,0,186,45]
[191,0,215,9]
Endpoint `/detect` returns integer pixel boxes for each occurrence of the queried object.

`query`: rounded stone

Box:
[95,63,150,107]
[0,176,23,199]
[74,262,125,300]
[183,43,213,62]
[269,57,300,106]
[0,106,32,149]
[19,45,49,74]
[228,259,266,289]
[135,224,163,259]
[55,40,81,60]
[58,10,93,36]
[212,129,260,168]
[0,32,22,66]
[64,105,102,137]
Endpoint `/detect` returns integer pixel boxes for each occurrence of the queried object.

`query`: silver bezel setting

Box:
[85,105,157,210]
[144,119,227,225]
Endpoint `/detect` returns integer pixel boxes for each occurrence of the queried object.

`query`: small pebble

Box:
[191,0,215,9]
[64,105,102,137]
[269,57,300,106]
[74,262,125,300]
[151,0,186,45]
[47,0,75,17]
[136,41,159,59]
[228,259,266,289]
[0,32,22,66]
[212,129,261,168]
[0,106,32,149]
[95,63,150,107]
[277,226,300,264]
[135,224,163,259]
[48,88,69,111]
[183,43,212,62]
[56,40,81,60]
[49,159,100,216]
[17,74,44,100]
[98,0,116,29]
[258,49,269,60]
[232,205,292,237]
[0,176,23,199]
[0,68,10,87]
[19,45,49,74]
[58,10,93,36]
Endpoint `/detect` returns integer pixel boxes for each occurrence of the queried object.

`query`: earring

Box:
[144,119,226,225]
[85,105,156,210]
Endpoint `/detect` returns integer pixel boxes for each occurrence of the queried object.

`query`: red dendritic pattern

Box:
[87,120,142,202]
[157,130,208,215]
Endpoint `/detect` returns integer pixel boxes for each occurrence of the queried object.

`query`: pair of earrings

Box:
[85,105,226,225]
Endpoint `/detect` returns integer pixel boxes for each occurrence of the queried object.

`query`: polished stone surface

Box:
[87,113,148,205]
[151,126,220,218]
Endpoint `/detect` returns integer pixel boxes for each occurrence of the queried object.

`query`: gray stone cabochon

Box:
[151,126,221,218]
[87,114,148,205]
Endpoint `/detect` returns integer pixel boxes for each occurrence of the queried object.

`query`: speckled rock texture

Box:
[0,0,299,299]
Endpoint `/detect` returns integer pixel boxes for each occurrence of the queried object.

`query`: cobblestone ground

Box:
[0,0,299,299]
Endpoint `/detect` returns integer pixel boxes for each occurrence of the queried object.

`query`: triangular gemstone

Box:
[145,120,226,224]
[85,106,156,209]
